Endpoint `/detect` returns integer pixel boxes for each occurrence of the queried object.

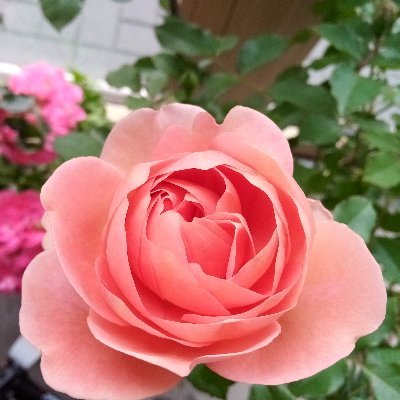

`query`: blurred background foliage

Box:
[3,0,400,398]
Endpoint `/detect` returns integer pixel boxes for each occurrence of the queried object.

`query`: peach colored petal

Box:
[208,221,386,384]
[212,135,314,241]
[41,157,125,325]
[308,198,334,221]
[220,106,293,174]
[88,310,281,377]
[20,251,180,400]
[101,104,204,173]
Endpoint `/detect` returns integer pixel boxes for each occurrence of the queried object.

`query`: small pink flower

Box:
[0,190,44,294]
[2,63,86,165]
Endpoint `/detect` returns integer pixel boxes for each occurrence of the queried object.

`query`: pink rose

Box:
[20,104,386,400]
[0,190,44,294]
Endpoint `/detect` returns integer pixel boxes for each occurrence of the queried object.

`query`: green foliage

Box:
[333,195,377,241]
[156,16,237,58]
[0,91,35,113]
[39,0,85,30]
[187,365,234,399]
[288,361,348,397]
[54,131,104,160]
[237,34,289,73]
[330,65,384,115]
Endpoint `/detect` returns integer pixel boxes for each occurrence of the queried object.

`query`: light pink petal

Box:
[41,157,125,324]
[101,104,204,173]
[208,221,387,384]
[20,251,180,400]
[88,311,281,377]
[220,106,293,174]
[308,198,334,221]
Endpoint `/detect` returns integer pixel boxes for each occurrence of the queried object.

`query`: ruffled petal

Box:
[20,251,180,400]
[207,221,386,384]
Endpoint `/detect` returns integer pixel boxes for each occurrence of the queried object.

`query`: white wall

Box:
[0,0,162,78]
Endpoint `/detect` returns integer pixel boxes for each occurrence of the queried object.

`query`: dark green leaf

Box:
[333,195,377,241]
[249,385,296,400]
[288,361,348,397]
[39,0,84,30]
[314,23,365,60]
[140,69,169,97]
[270,70,336,116]
[362,364,400,400]
[363,152,400,189]
[380,211,400,233]
[156,16,235,57]
[361,131,400,154]
[237,34,289,73]
[106,65,140,91]
[367,349,400,366]
[152,54,193,77]
[330,65,384,115]
[199,73,238,100]
[125,96,152,110]
[299,114,341,145]
[371,238,400,282]
[0,95,35,113]
[54,132,103,160]
[187,365,233,399]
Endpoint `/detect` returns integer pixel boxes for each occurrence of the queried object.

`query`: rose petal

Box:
[20,251,180,400]
[208,221,386,384]
[41,157,125,324]
[220,106,293,174]
[88,310,281,377]
[101,104,204,173]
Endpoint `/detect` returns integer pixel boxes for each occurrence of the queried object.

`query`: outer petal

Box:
[208,220,386,384]
[41,157,125,325]
[220,106,293,175]
[20,251,180,400]
[101,104,204,173]
[308,198,333,221]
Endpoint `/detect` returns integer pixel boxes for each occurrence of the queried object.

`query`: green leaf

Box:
[363,152,400,189]
[106,65,140,91]
[288,361,348,397]
[237,34,289,73]
[330,65,384,115]
[54,132,103,160]
[187,365,233,399]
[299,114,341,145]
[125,96,152,110]
[362,364,400,400]
[152,53,193,77]
[156,16,236,57]
[199,73,238,100]
[371,238,400,282]
[314,23,365,60]
[140,69,169,97]
[249,385,296,400]
[367,349,400,366]
[0,94,35,113]
[333,195,377,241]
[39,0,84,30]
[270,70,336,116]
[361,131,400,154]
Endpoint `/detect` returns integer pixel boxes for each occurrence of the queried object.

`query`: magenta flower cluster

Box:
[0,190,44,294]
[0,63,86,165]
